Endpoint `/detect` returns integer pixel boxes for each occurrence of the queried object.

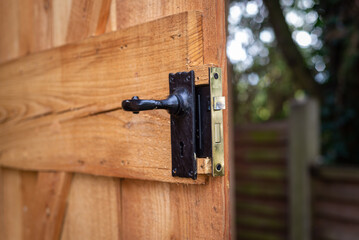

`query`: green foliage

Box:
[229,0,359,164]
[318,0,359,164]
[228,0,322,124]
[232,48,296,123]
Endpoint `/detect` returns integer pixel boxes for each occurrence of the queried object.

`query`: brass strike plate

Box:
[209,67,225,176]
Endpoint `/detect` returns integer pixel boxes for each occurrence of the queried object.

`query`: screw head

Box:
[214,73,219,79]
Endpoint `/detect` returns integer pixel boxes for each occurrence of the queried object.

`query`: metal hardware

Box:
[122,94,185,115]
[195,85,212,158]
[169,71,196,179]
[122,71,197,179]
[213,96,226,111]
[121,68,225,179]
[209,67,225,176]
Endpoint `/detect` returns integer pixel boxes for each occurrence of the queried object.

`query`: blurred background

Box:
[228,0,359,239]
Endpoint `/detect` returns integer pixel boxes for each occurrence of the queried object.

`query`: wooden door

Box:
[0,1,232,239]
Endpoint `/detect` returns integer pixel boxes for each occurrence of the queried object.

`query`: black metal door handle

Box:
[122,71,199,179]
[120,69,224,179]
[122,89,190,116]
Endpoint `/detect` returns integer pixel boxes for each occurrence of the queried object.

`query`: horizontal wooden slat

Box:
[313,179,359,203]
[235,141,288,149]
[236,181,287,198]
[237,195,287,208]
[236,200,287,217]
[235,148,287,162]
[235,123,288,143]
[312,166,359,182]
[0,11,210,184]
[313,218,359,240]
[236,213,286,230]
[237,229,286,240]
[236,166,287,181]
[314,200,359,223]
[235,121,288,131]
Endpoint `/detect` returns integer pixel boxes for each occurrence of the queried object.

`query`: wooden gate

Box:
[0,1,231,239]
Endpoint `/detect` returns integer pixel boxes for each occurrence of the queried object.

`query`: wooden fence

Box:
[234,121,289,240]
[235,99,359,240]
[311,166,359,240]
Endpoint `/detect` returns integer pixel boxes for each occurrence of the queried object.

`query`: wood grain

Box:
[197,157,212,174]
[24,172,72,240]
[0,11,208,184]
[60,6,121,240]
[0,0,230,239]
[114,0,231,238]
[60,173,120,240]
[0,169,39,240]
[0,0,66,64]
[0,1,119,240]
[0,11,203,124]
[53,0,73,47]
[121,178,225,239]
[0,0,20,64]
[66,0,112,42]
[20,171,38,239]
[0,169,22,240]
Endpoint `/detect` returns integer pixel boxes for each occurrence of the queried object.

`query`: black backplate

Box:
[169,71,197,179]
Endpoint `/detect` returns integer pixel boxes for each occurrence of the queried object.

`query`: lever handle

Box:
[122,91,189,115]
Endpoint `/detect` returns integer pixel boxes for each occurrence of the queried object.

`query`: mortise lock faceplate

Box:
[209,68,225,176]
[122,67,225,179]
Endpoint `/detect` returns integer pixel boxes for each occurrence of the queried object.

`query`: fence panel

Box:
[235,122,289,240]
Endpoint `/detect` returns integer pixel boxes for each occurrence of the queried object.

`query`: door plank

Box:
[0,0,57,64]
[115,0,227,68]
[20,171,38,239]
[0,168,40,240]
[0,11,208,184]
[0,11,202,124]
[114,0,231,238]
[66,0,112,42]
[105,0,118,32]
[121,178,225,239]
[60,173,120,240]
[0,0,19,64]
[24,172,72,240]
[53,0,73,47]
[0,168,23,240]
